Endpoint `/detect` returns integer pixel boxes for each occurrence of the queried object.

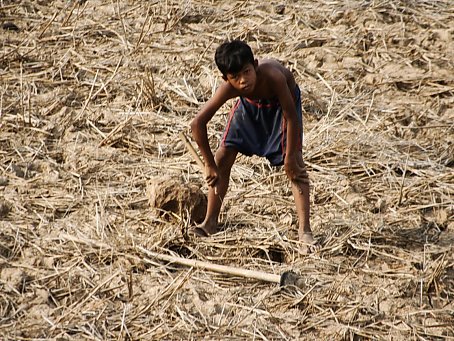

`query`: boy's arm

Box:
[272,71,304,182]
[273,73,300,158]
[190,82,237,172]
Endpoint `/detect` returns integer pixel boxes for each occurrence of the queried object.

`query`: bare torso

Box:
[248,59,296,100]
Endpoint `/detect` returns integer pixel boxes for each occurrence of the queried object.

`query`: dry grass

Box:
[1,0,453,340]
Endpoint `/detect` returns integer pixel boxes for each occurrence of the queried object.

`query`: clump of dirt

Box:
[147,176,207,223]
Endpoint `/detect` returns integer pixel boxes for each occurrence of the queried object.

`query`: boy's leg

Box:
[290,153,316,253]
[291,181,313,238]
[196,146,237,235]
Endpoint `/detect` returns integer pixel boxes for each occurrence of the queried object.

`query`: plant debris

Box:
[0,0,453,339]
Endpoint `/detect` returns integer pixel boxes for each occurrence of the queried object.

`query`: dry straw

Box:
[0,0,453,340]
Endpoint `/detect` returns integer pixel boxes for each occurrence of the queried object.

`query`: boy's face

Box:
[225,61,257,95]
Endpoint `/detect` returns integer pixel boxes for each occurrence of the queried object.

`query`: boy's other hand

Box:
[204,164,219,187]
[284,153,300,180]
[284,153,309,189]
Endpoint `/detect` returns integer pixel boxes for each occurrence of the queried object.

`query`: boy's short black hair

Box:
[215,40,254,77]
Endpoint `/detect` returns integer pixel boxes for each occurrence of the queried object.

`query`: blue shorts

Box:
[221,85,303,166]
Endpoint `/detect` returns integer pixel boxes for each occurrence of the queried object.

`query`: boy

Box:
[190,40,316,253]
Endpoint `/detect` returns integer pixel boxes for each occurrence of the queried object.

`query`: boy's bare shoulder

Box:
[259,59,292,76]
[215,80,240,98]
[258,59,296,89]
[206,80,240,107]
[259,58,284,67]
[259,58,285,68]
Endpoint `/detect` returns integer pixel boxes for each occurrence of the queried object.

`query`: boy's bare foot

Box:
[298,232,320,255]
[189,226,210,237]
[189,221,218,238]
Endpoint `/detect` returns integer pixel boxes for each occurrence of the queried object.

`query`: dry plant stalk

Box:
[0,1,452,340]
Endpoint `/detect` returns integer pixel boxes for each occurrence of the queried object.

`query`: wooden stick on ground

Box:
[138,246,281,284]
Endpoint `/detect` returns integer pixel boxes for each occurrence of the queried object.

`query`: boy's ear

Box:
[254,59,259,69]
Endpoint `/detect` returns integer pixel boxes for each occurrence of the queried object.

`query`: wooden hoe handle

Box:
[138,246,281,284]
[179,131,205,171]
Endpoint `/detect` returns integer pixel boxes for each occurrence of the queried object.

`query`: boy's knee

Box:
[214,147,236,174]
[215,147,237,164]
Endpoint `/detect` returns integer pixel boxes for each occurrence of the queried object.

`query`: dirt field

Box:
[1,1,453,340]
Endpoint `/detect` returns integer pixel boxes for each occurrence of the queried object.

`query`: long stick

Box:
[179,131,218,195]
[137,246,281,284]
[179,131,205,170]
